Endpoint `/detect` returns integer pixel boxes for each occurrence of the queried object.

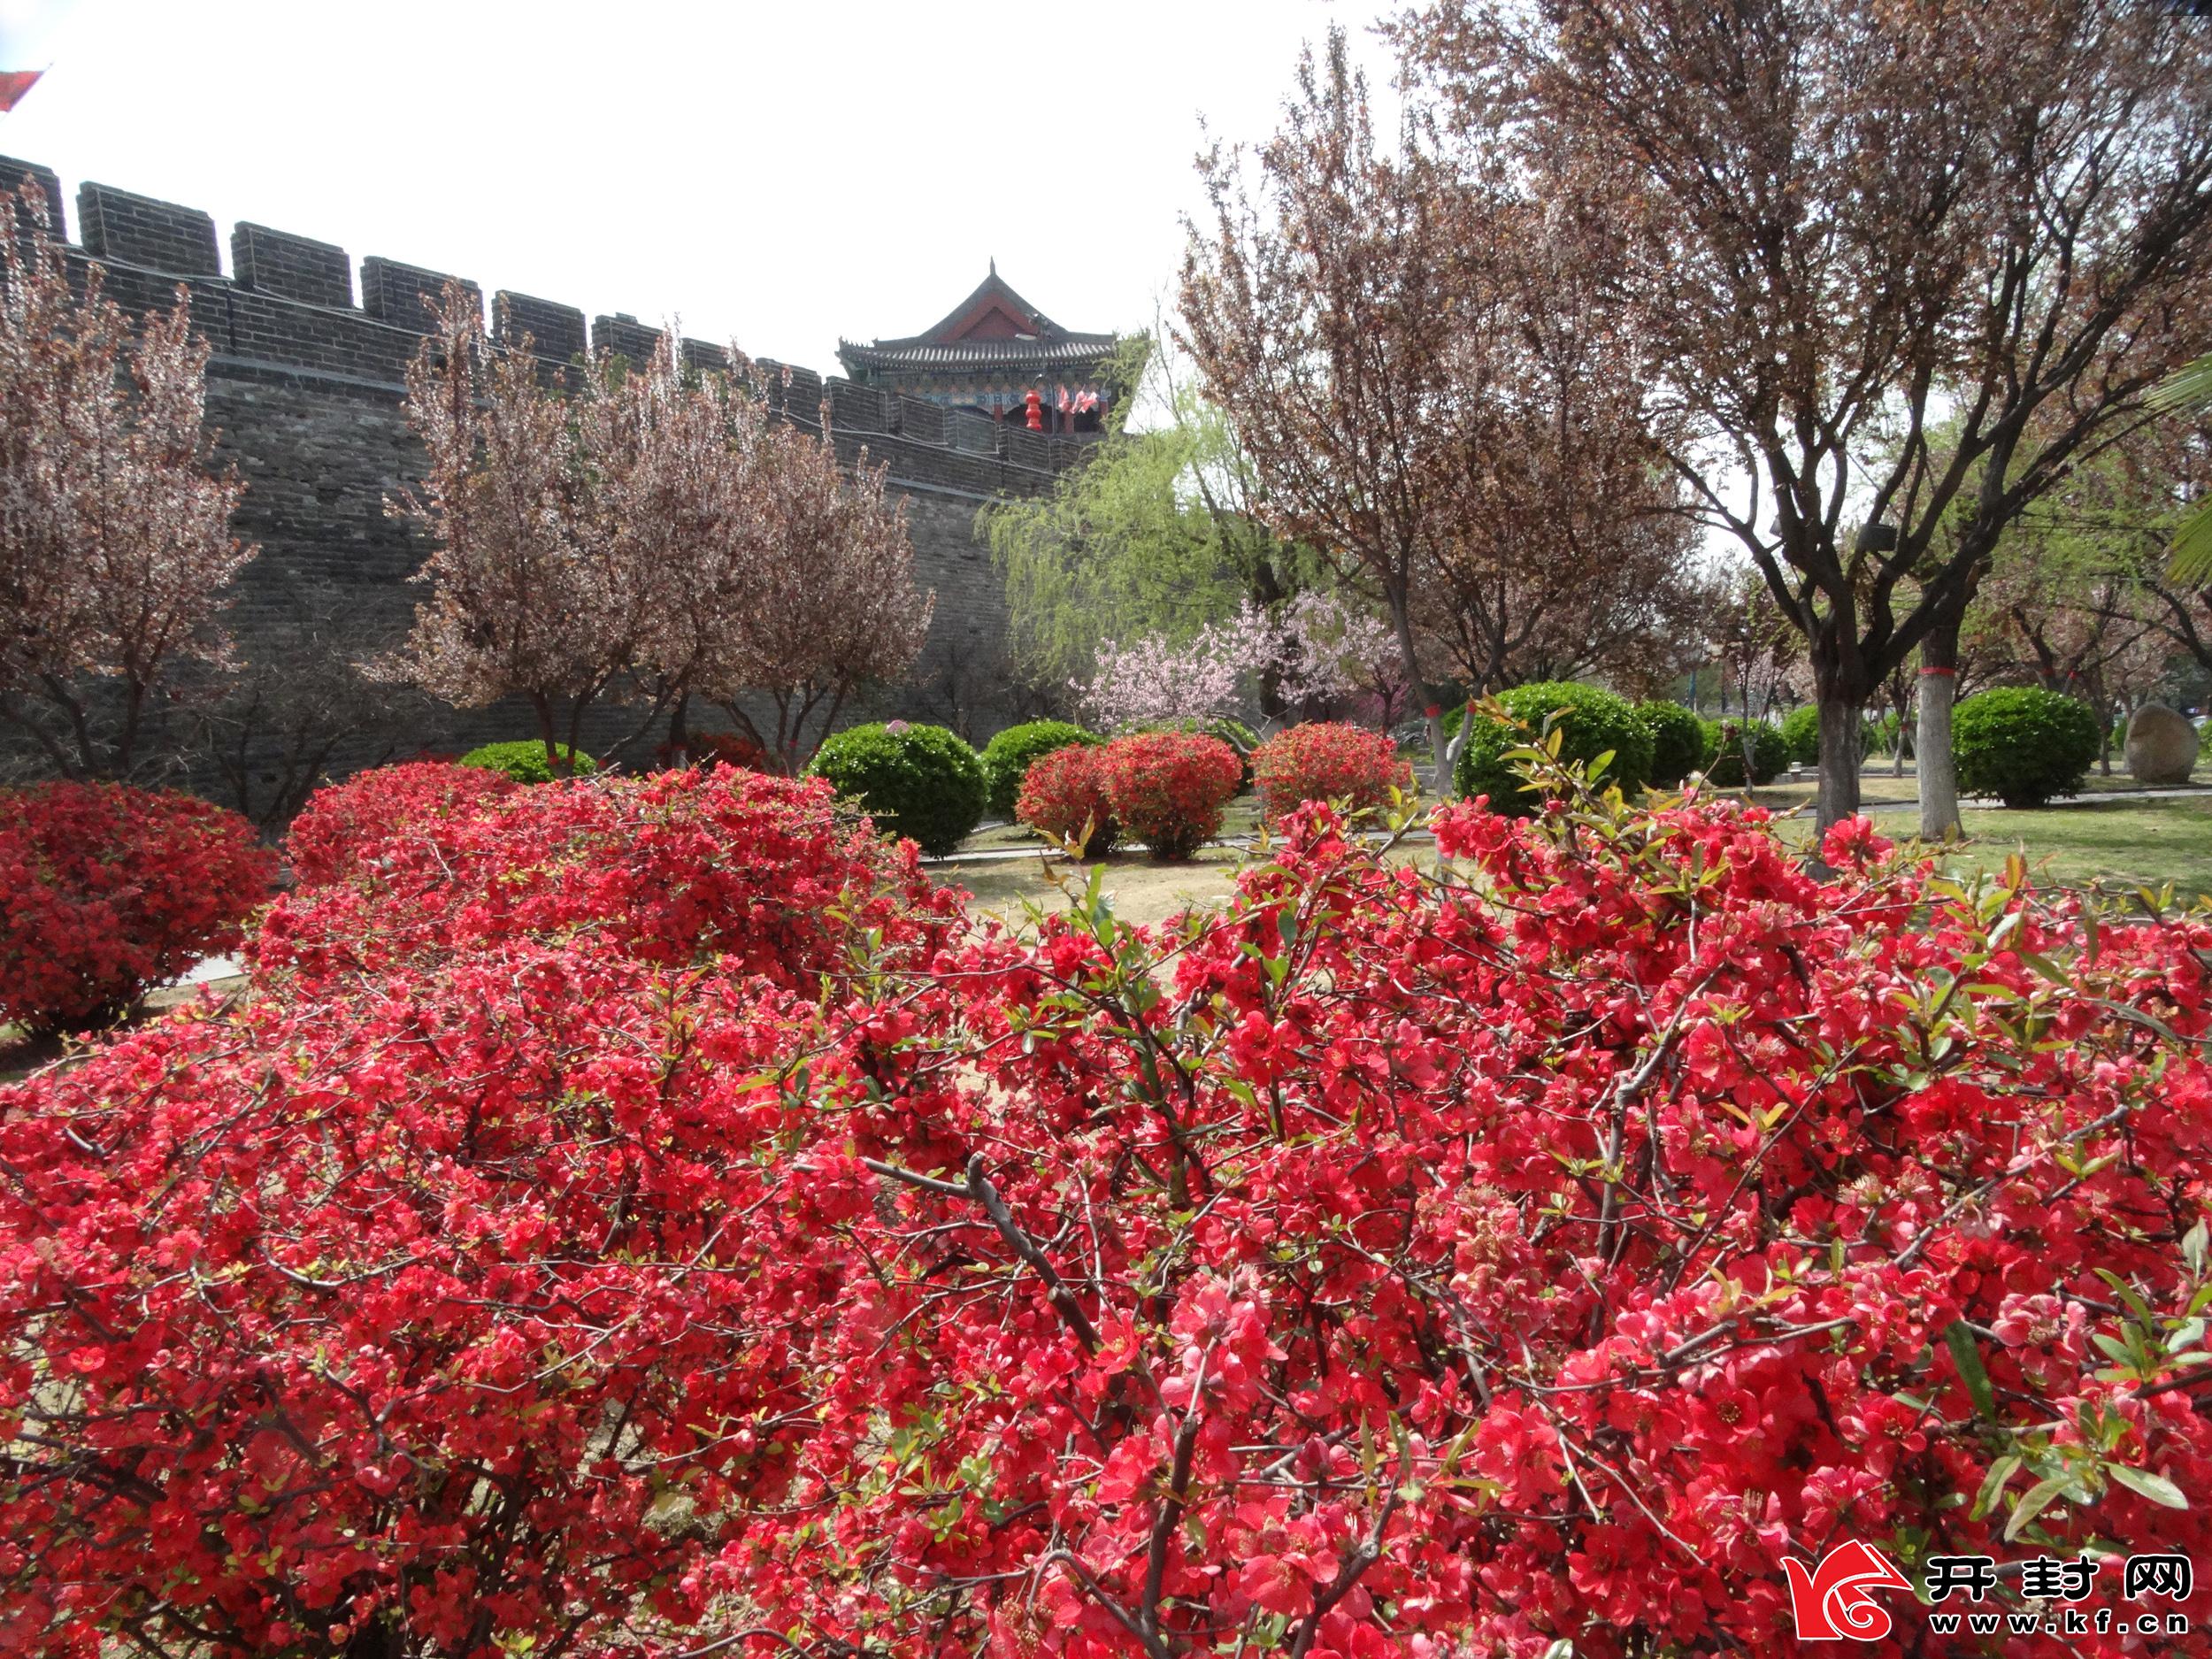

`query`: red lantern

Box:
[1023,388,1044,431]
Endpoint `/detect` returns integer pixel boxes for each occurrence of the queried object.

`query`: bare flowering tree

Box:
[387,300,931,775]
[684,381,933,772]
[0,185,254,780]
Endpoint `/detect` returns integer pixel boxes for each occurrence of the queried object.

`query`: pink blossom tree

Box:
[382,289,660,773]
[388,304,931,777]
[680,374,933,773]
[1081,593,1408,733]
[0,185,254,779]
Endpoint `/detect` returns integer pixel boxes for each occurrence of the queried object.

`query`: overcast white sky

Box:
[0,0,1391,373]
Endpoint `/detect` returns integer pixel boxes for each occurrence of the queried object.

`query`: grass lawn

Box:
[1754,762,2212,901]
[941,764,2212,928]
[1799,798,2212,902]
[948,847,1256,929]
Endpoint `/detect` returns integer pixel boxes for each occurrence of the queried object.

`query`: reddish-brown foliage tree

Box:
[1180,35,1471,788]
[0,185,255,779]
[1403,0,2212,831]
[1412,195,1713,700]
[1181,36,1709,786]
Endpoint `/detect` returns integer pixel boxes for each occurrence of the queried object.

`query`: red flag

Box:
[0,70,42,112]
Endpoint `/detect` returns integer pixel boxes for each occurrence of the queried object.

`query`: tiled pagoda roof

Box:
[837,266,1116,378]
[836,334,1112,371]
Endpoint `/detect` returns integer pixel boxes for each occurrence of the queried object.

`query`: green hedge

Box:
[1453,683,1654,812]
[809,721,987,857]
[457,741,599,783]
[1701,719,1789,787]
[1638,700,1707,790]
[1780,705,1820,767]
[1780,703,1873,768]
[980,721,1100,818]
[1953,687,2101,809]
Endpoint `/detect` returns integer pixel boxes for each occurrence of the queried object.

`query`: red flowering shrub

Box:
[1096,729,1242,859]
[10,757,2212,1657]
[670,793,2212,1659]
[1249,720,1413,823]
[1015,741,1118,857]
[0,942,874,1651]
[286,760,514,887]
[0,781,275,1033]
[257,765,959,995]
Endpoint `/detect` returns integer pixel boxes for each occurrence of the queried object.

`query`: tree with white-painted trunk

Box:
[1409,0,2212,832]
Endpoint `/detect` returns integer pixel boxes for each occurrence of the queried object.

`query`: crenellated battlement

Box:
[0,152,1061,782]
[0,154,1092,496]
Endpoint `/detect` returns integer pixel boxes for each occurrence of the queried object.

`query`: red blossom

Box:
[1248,721,1413,825]
[5,765,2212,1657]
[1016,742,1118,857]
[0,780,275,1032]
[1094,730,1243,859]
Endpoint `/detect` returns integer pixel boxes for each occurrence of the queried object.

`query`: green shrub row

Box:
[980,721,1100,818]
[458,741,599,784]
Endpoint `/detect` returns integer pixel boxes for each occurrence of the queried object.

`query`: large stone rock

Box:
[2126,703,2200,786]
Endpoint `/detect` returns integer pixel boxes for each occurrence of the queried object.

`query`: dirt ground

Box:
[940,848,1256,929]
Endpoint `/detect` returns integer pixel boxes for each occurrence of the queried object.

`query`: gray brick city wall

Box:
[76,181,221,277]
[230,223,353,309]
[0,154,1082,794]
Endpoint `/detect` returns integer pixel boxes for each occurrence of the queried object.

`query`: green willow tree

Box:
[2159,352,2212,585]
[979,331,1317,709]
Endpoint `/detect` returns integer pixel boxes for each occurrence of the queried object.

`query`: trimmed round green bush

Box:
[1780,704,1821,766]
[808,720,987,857]
[980,721,1100,818]
[458,741,599,783]
[1453,682,1655,812]
[1953,687,2102,809]
[1701,719,1789,787]
[1637,700,1708,790]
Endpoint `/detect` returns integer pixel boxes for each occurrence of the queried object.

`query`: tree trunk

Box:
[1815,695,1863,828]
[1384,583,1448,795]
[1917,622,1962,840]
[531,693,559,775]
[666,688,690,763]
